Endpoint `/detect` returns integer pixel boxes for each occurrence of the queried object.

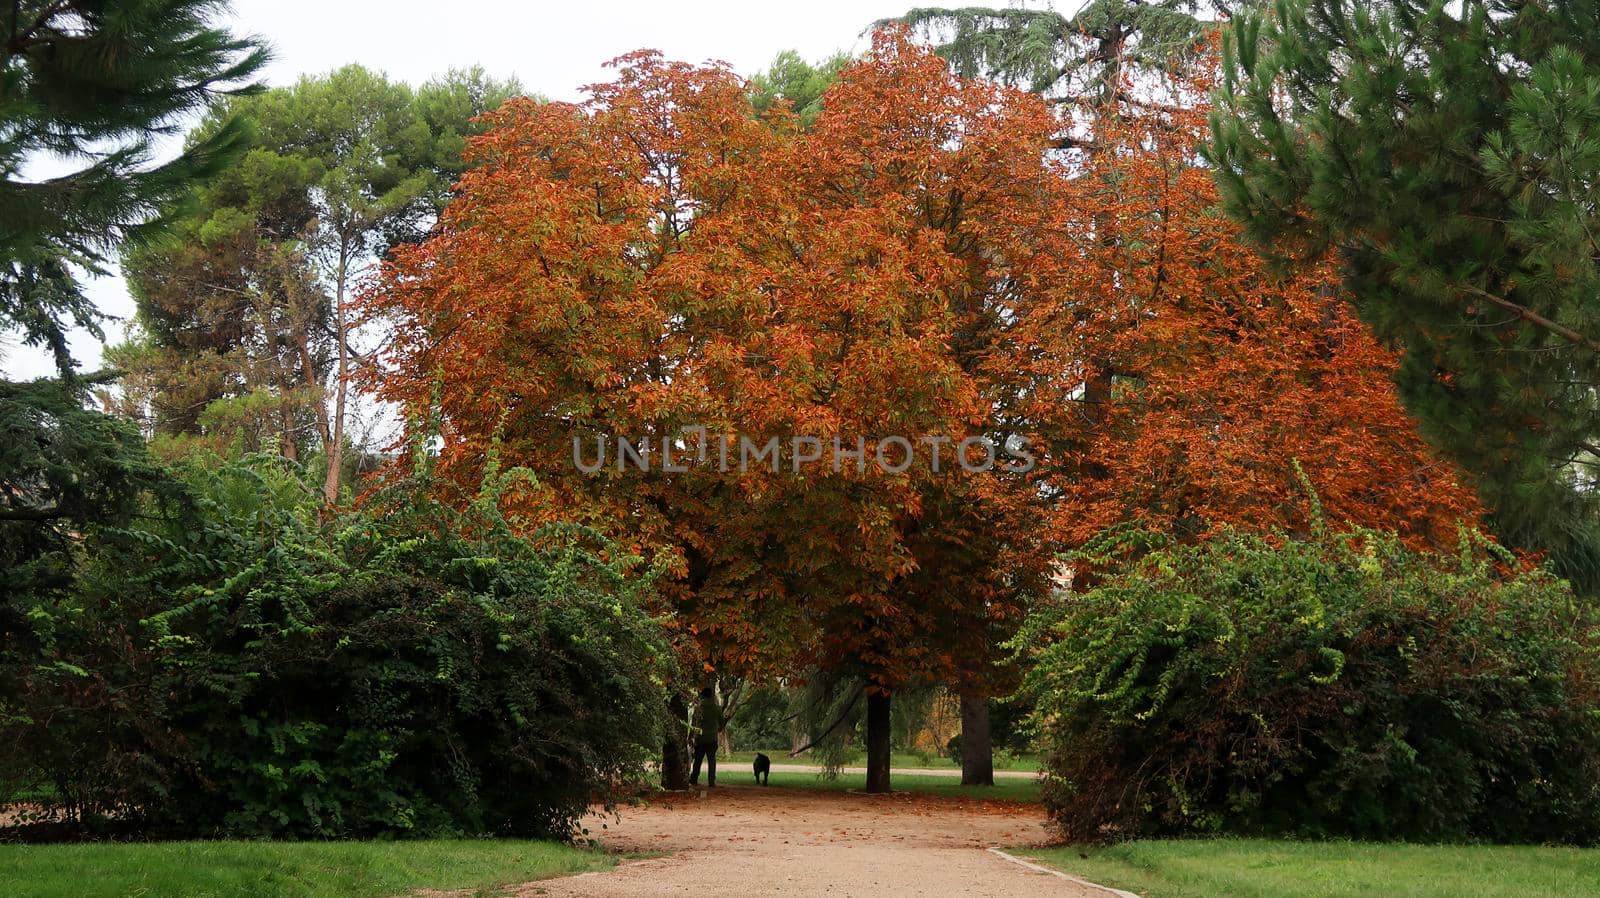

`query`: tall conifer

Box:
[1210,0,1600,590]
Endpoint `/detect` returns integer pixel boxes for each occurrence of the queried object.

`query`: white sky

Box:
[3,0,962,380]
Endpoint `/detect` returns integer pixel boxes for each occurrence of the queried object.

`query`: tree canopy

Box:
[117,65,521,498]
[366,29,1483,791]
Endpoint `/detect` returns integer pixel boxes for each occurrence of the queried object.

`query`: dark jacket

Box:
[693,696,722,750]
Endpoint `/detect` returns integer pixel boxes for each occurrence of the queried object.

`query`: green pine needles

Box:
[1210,0,1600,593]
[1,0,266,374]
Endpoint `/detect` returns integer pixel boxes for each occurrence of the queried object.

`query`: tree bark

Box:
[959,691,994,786]
[865,690,892,794]
[322,249,350,506]
[661,692,691,790]
[296,333,331,451]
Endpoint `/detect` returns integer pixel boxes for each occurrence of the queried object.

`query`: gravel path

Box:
[518,785,1110,897]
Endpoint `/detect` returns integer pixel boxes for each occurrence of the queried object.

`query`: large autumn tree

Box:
[368,33,1071,792]
[367,31,1481,793]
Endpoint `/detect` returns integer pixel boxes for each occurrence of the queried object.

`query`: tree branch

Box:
[0,505,67,522]
[1461,283,1600,355]
[787,686,863,758]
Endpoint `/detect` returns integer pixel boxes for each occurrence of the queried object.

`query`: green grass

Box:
[758,771,1039,802]
[724,750,1040,772]
[1024,839,1600,898]
[0,839,613,898]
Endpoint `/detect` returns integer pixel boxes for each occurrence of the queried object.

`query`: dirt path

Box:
[518,785,1111,897]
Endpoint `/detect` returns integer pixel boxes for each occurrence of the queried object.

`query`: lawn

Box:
[0,839,612,898]
[760,770,1039,802]
[1025,839,1600,898]
[651,762,1039,801]
[724,750,1040,772]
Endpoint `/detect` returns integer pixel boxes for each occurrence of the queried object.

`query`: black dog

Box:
[753,752,771,786]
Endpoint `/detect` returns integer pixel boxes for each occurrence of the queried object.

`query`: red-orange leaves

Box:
[364,32,1480,692]
[1007,55,1482,550]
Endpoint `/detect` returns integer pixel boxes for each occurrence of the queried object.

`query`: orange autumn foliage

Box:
[364,32,1480,690]
[1010,58,1483,550]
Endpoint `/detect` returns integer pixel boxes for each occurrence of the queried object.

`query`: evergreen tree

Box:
[1209,0,1600,591]
[1,0,266,374]
[749,50,851,127]
[118,66,521,496]
[886,3,1220,128]
[2,0,261,614]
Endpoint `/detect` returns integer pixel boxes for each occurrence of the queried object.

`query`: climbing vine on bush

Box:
[1016,526,1600,844]
[1,450,674,839]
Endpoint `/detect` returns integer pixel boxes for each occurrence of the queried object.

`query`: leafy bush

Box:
[1,452,673,839]
[1017,527,1600,844]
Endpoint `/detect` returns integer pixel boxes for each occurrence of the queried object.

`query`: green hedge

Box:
[0,453,673,839]
[1017,526,1600,844]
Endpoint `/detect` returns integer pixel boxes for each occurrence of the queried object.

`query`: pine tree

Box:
[886,2,1220,131]
[2,0,262,601]
[118,66,520,498]
[749,50,851,127]
[1,0,266,374]
[1209,0,1600,591]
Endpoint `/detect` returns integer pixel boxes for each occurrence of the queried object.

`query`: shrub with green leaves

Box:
[1,452,673,839]
[1016,527,1600,844]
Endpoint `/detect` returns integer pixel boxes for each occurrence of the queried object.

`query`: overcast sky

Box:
[5,0,991,380]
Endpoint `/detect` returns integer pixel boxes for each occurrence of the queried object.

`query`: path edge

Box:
[986,847,1142,898]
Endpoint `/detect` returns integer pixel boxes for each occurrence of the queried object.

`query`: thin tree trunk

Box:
[661,692,690,790]
[296,333,332,451]
[322,250,349,506]
[960,691,994,786]
[281,408,299,462]
[865,690,892,794]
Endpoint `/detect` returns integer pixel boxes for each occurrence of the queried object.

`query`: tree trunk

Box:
[296,333,331,451]
[865,690,892,794]
[322,254,349,506]
[960,692,994,786]
[280,408,299,462]
[661,693,690,790]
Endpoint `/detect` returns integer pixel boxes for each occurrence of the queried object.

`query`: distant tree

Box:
[749,50,851,126]
[1,0,266,374]
[1209,0,1600,592]
[119,66,521,496]
[885,2,1220,144]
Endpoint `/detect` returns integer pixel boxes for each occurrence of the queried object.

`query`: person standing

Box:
[688,686,722,787]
